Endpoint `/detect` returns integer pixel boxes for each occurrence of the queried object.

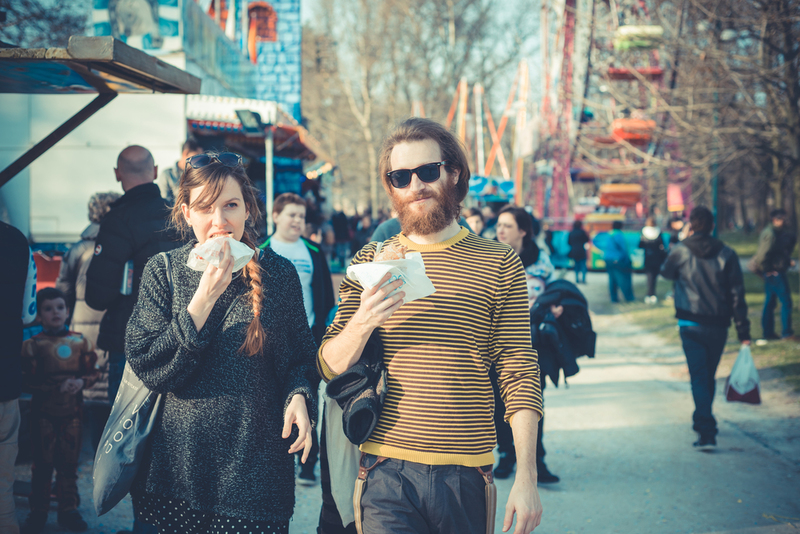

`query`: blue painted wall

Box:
[252,0,302,121]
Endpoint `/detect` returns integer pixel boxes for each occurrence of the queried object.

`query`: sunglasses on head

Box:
[386,161,448,189]
[186,152,243,169]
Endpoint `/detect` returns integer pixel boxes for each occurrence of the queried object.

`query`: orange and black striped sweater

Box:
[319,227,543,467]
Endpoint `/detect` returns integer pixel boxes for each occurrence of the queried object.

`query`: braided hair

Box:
[171,155,267,356]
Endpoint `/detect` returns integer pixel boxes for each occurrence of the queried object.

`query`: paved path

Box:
[292,271,800,534]
[15,272,799,533]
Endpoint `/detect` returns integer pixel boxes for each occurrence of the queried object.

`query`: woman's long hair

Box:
[171,158,266,356]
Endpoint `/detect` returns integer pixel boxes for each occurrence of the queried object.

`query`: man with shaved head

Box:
[86,146,178,532]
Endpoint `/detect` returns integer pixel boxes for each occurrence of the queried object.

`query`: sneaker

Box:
[297,468,317,486]
[693,435,717,451]
[57,510,88,532]
[21,511,48,534]
[536,463,560,484]
[494,452,516,480]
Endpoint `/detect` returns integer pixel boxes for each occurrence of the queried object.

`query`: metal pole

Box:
[474,84,485,174]
[0,92,117,188]
[241,0,248,52]
[265,126,274,236]
[214,0,221,26]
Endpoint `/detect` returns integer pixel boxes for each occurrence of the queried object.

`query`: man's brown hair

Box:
[378,118,470,203]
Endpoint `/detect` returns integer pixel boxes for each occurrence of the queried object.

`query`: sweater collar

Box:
[399,227,469,252]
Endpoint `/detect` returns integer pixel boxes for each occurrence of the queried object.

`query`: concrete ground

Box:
[14,271,800,533]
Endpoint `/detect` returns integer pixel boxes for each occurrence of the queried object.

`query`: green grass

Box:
[624,272,800,393]
[719,231,760,258]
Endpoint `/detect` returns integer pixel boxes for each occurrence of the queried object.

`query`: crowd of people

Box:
[0,116,795,534]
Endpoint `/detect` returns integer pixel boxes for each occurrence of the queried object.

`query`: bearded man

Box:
[318,118,544,534]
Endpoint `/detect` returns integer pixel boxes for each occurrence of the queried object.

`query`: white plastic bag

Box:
[187,236,254,273]
[346,251,435,304]
[725,344,761,404]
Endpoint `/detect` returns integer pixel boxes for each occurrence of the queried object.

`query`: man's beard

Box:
[391,182,462,236]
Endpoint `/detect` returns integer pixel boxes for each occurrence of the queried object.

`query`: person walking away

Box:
[157,137,202,204]
[567,220,590,284]
[259,193,335,486]
[85,146,181,534]
[750,209,796,340]
[55,192,120,448]
[125,152,318,533]
[0,222,37,534]
[660,207,750,449]
[319,118,544,533]
[494,205,559,484]
[21,288,99,533]
[639,217,667,304]
[597,220,635,302]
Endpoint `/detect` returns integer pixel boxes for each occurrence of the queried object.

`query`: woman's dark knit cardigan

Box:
[125,241,319,522]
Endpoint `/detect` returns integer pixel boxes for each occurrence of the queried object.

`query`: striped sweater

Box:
[319,227,543,467]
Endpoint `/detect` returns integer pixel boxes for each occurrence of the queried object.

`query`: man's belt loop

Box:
[476,465,497,534]
[353,453,387,534]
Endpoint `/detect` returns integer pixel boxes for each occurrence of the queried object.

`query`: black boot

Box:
[536,462,560,484]
[57,509,88,532]
[494,451,516,479]
[22,511,48,534]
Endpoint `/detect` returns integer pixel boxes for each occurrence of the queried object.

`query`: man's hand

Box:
[505,408,544,532]
[504,479,543,533]
[350,272,406,331]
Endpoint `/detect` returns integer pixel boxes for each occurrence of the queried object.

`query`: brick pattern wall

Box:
[253,0,302,121]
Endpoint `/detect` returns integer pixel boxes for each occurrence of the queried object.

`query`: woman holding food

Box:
[125,152,319,534]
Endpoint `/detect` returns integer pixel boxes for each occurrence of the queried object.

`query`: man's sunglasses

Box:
[186,152,243,169]
[386,161,448,189]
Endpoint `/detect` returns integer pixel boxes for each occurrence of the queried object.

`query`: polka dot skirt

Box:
[133,491,289,534]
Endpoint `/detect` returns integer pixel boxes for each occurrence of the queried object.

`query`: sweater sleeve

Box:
[125,255,215,394]
[317,243,377,381]
[271,257,320,425]
[491,249,544,422]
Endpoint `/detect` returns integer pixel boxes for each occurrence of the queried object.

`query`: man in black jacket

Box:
[86,146,179,534]
[86,146,181,404]
[660,206,750,450]
[750,209,796,340]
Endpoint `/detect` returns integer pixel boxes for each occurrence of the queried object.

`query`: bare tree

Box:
[302,0,538,215]
[0,0,88,48]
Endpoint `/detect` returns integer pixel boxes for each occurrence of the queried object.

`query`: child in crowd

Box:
[21,288,98,534]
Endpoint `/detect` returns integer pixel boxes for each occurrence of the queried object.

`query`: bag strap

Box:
[159,252,174,296]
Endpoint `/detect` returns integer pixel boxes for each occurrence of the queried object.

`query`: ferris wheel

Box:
[534,0,684,224]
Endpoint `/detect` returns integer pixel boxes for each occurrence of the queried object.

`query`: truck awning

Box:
[0,36,201,187]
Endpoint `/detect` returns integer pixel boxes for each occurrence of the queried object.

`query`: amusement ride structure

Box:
[432,0,688,227]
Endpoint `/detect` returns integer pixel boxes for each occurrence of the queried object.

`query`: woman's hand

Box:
[283,393,313,463]
[187,240,234,331]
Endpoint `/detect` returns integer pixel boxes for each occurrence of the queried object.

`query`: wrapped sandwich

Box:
[346,241,435,304]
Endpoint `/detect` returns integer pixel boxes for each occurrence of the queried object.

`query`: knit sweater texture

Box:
[126,241,319,522]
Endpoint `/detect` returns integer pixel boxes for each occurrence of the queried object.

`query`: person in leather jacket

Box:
[660,206,750,449]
